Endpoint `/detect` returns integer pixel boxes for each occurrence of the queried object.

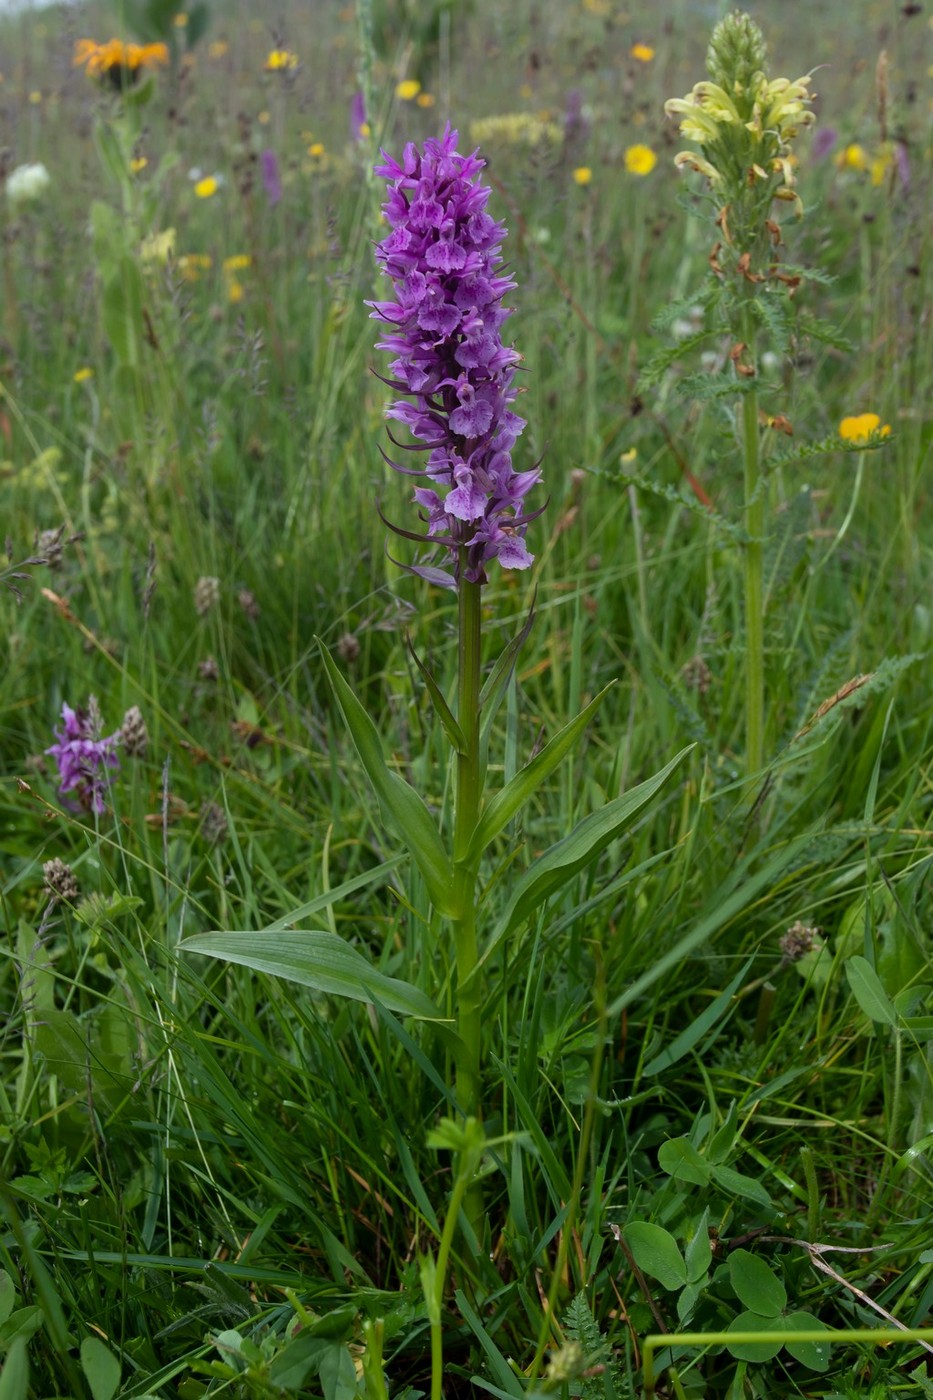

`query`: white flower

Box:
[5,162,51,208]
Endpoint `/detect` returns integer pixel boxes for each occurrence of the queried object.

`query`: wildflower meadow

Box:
[2,1,932,1397]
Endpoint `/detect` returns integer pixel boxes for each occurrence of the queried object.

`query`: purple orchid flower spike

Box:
[260,148,282,206]
[46,700,120,814]
[368,123,541,586]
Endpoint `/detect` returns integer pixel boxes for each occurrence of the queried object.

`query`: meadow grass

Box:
[1,1,932,1398]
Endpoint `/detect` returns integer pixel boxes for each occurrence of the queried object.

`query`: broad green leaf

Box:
[0,1337,28,1400]
[490,745,691,945]
[319,643,455,914]
[0,1308,43,1350]
[622,1223,688,1291]
[846,955,897,1027]
[657,1137,710,1186]
[729,1250,786,1315]
[178,929,445,1020]
[725,1311,783,1362]
[644,958,750,1076]
[80,1336,121,1400]
[710,1163,771,1207]
[466,683,616,862]
[318,1342,358,1400]
[685,1210,712,1284]
[708,1101,739,1165]
[782,1311,831,1371]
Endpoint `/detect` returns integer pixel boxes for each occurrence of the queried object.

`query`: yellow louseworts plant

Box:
[661,11,815,780]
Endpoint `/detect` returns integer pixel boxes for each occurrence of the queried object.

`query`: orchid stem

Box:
[740,303,764,780]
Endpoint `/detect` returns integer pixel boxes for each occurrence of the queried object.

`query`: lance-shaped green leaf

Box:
[405,634,466,753]
[466,682,615,864]
[479,599,536,752]
[178,929,446,1021]
[484,745,691,952]
[319,642,455,914]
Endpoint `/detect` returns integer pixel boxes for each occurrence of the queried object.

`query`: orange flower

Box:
[74,38,169,87]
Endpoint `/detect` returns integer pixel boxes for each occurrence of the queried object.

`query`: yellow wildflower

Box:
[28,89,42,104]
[208,40,229,58]
[223,254,251,272]
[625,144,657,175]
[838,413,891,445]
[307,142,325,157]
[227,279,244,304]
[572,166,592,186]
[835,143,869,172]
[396,79,421,101]
[178,253,213,280]
[194,176,219,198]
[130,156,148,173]
[73,367,94,383]
[173,11,188,24]
[140,227,176,264]
[416,92,435,108]
[469,112,562,148]
[74,38,169,86]
[258,110,271,125]
[631,42,655,62]
[265,49,298,71]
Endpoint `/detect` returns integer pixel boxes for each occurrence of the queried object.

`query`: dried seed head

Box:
[194,575,220,616]
[780,920,819,962]
[200,800,228,845]
[337,631,360,664]
[36,525,65,569]
[682,655,712,695]
[43,857,80,901]
[197,654,219,681]
[120,705,149,757]
[237,588,260,620]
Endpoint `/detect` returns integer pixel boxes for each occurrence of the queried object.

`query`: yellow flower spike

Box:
[395,78,421,100]
[194,176,219,198]
[839,413,891,445]
[572,166,592,186]
[625,144,657,175]
[674,150,723,184]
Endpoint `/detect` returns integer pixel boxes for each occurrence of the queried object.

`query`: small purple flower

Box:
[811,125,838,162]
[46,701,120,815]
[893,140,910,190]
[369,124,542,585]
[350,90,368,142]
[260,148,282,206]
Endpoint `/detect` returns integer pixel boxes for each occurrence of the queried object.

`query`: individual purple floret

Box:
[368,123,542,586]
[46,701,120,815]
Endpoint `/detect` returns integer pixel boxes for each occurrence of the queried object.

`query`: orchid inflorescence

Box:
[369,124,542,587]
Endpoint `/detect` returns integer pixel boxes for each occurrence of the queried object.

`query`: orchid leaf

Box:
[319,642,455,914]
[466,682,615,863]
[179,929,445,1020]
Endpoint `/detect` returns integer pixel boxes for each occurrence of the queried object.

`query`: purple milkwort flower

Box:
[46,700,120,815]
[369,123,542,586]
[810,125,838,162]
[260,148,282,206]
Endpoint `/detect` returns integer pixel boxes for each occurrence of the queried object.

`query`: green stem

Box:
[453,570,482,1120]
[429,1124,483,1400]
[740,303,764,779]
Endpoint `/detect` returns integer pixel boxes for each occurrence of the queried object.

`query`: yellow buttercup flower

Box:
[838,413,891,445]
[625,144,657,175]
[194,176,219,198]
[631,43,655,62]
[835,143,869,172]
[396,79,421,101]
[572,166,592,186]
[265,49,298,71]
